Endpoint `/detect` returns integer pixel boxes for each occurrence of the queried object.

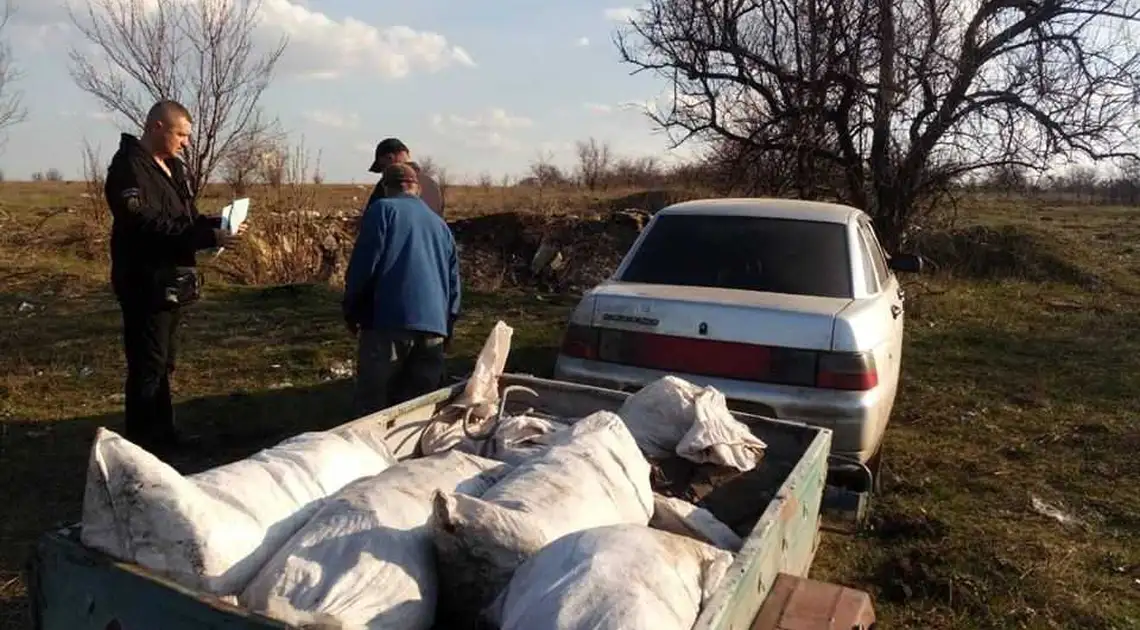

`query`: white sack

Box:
[457,320,513,414]
[617,376,767,471]
[241,451,511,630]
[485,524,735,630]
[420,321,513,456]
[481,413,568,466]
[650,494,743,552]
[430,411,654,626]
[80,426,397,596]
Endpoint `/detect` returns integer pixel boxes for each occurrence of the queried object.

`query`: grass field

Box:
[0,182,1137,629]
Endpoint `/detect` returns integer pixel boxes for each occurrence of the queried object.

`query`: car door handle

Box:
[891,304,903,319]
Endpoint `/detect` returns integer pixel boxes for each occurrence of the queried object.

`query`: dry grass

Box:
[0,181,1137,629]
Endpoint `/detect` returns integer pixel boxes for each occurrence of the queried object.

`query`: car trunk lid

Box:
[563,282,874,389]
[589,282,849,350]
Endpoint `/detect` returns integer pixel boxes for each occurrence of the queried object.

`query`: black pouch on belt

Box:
[154,266,201,307]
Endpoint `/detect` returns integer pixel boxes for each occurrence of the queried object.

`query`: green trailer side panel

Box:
[28,529,287,630]
[693,429,830,630]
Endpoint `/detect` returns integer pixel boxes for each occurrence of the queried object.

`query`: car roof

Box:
[657,198,863,224]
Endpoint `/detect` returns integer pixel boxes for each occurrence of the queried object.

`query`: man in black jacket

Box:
[105,99,246,451]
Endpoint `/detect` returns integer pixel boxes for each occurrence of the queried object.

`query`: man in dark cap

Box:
[365,138,445,217]
[344,162,460,414]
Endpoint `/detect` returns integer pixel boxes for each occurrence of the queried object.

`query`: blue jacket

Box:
[343,193,460,337]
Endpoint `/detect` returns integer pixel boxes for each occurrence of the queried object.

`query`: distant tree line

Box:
[973,162,1140,206]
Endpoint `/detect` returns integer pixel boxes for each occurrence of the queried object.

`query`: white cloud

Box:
[303,108,359,129]
[443,108,533,131]
[576,36,590,47]
[430,107,533,152]
[619,99,655,115]
[604,7,637,21]
[259,0,476,80]
[59,109,116,123]
[13,0,476,81]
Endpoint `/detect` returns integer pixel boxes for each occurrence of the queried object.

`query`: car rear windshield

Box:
[620,214,853,298]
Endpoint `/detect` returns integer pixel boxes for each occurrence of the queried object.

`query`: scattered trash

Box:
[78,367,94,378]
[323,360,354,380]
[17,301,35,313]
[959,407,987,422]
[271,364,282,369]
[269,382,294,390]
[107,393,126,403]
[1030,494,1083,527]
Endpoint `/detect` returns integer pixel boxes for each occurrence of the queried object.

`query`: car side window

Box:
[856,228,880,294]
[860,221,891,288]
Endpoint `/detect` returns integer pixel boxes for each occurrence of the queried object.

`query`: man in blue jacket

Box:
[343,162,460,415]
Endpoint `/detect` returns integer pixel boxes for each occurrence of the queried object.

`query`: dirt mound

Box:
[450,210,647,292]
[607,189,703,214]
[908,225,1099,286]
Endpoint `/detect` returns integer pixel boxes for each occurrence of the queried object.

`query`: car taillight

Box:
[816,351,878,390]
[560,324,599,360]
[594,329,817,387]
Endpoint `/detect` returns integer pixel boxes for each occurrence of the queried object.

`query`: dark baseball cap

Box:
[368,138,410,172]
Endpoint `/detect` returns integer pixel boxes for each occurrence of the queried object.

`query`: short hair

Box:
[382,163,419,191]
[145,100,192,127]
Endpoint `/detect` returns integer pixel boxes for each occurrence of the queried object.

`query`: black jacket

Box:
[105,133,222,300]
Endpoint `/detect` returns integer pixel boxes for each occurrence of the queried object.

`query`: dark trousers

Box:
[354,329,446,417]
[119,299,181,446]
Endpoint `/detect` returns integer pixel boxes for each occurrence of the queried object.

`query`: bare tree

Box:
[529,150,569,187]
[220,128,283,195]
[0,0,25,136]
[575,137,613,190]
[256,141,287,188]
[415,155,439,179]
[985,163,1030,197]
[67,0,287,192]
[617,0,1140,247]
[602,155,665,188]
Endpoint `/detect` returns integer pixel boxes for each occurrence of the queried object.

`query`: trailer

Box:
[26,373,861,630]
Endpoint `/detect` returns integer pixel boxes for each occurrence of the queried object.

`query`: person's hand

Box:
[215,222,249,248]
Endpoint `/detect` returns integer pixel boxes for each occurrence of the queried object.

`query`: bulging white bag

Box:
[618,376,768,471]
[650,493,743,552]
[80,426,397,596]
[430,411,654,626]
[485,524,735,630]
[241,451,511,630]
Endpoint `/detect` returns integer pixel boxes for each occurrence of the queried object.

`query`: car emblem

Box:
[698,322,708,335]
[602,313,659,326]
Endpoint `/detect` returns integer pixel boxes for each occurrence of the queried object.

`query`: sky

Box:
[0,0,697,183]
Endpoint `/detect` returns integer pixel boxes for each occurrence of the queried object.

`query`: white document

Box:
[220,198,251,235]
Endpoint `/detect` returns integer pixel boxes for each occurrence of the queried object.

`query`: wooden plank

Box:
[691,428,832,630]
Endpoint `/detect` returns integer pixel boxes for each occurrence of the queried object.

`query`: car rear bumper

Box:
[553,355,886,463]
